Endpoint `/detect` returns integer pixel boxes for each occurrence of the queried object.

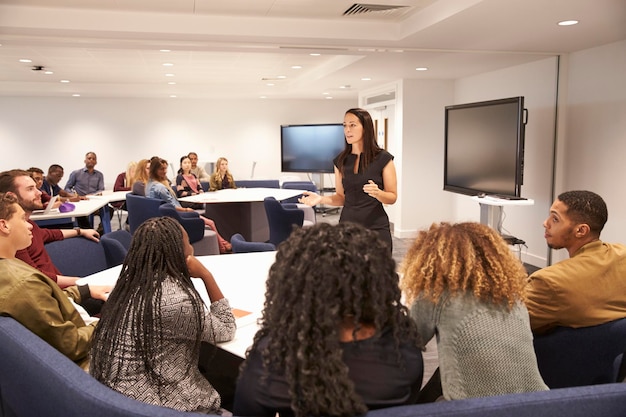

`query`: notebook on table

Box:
[32,195,59,215]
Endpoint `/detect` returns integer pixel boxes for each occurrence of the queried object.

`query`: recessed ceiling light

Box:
[44,71,54,75]
[291,65,302,69]
[168,82,176,85]
[165,73,175,77]
[19,59,32,63]
[170,95,177,98]
[72,94,80,97]
[266,83,275,86]
[60,80,70,83]
[259,96,267,99]
[415,67,428,71]
[276,75,287,79]
[163,63,174,67]
[325,96,333,100]
[310,53,321,56]
[160,49,171,52]
[323,92,329,95]
[558,20,579,26]
[361,77,371,81]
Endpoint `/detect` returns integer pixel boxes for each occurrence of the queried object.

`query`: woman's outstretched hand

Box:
[298,191,322,206]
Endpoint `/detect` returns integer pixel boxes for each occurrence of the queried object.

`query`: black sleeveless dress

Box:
[334,150,394,250]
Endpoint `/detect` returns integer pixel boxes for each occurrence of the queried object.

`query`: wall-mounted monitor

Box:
[444,96,527,199]
[280,124,346,173]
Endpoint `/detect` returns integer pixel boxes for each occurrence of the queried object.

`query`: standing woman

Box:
[299,108,396,251]
[209,157,237,191]
[90,217,236,413]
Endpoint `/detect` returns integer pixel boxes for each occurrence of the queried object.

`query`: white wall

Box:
[553,39,626,262]
[448,57,560,267]
[1,40,624,268]
[0,98,354,187]
[396,79,455,235]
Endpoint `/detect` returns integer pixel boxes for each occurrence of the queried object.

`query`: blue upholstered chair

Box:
[100,229,132,266]
[533,318,626,388]
[230,233,276,253]
[3,314,626,417]
[158,203,220,256]
[44,238,110,277]
[125,193,165,234]
[0,316,211,417]
[263,197,304,247]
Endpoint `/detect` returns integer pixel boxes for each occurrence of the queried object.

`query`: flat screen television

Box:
[280,123,346,173]
[444,96,527,199]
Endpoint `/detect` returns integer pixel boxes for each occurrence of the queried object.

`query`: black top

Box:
[335,150,394,247]
[233,329,423,417]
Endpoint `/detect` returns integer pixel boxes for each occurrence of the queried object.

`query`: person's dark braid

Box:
[246,222,421,417]
[91,217,205,397]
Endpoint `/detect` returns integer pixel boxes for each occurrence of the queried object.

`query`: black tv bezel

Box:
[443,96,526,199]
[280,123,345,174]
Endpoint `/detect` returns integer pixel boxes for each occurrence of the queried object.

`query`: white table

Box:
[31,191,129,234]
[78,251,276,358]
[180,188,304,242]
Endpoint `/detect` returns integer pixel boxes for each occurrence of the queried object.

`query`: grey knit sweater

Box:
[410,291,548,400]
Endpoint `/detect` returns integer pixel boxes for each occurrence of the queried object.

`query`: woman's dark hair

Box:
[178,155,191,175]
[336,108,382,175]
[90,217,206,397]
[246,222,420,417]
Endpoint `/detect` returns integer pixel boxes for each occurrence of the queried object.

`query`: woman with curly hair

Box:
[90,216,236,413]
[400,222,547,401]
[233,222,423,417]
[209,157,237,191]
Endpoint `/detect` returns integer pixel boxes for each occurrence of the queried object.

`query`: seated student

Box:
[234,222,423,417]
[0,192,109,371]
[525,190,626,335]
[188,151,211,182]
[114,161,136,193]
[42,164,79,202]
[400,222,547,401]
[90,216,236,413]
[0,169,100,290]
[176,155,204,210]
[27,167,56,206]
[146,157,231,253]
[209,157,237,191]
[64,151,107,230]
[130,158,150,196]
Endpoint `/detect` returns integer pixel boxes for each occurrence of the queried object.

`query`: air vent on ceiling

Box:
[343,3,409,17]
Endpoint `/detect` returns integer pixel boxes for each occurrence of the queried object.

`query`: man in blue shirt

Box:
[64,152,107,229]
[64,152,105,196]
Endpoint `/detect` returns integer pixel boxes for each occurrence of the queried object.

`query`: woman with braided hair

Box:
[233,222,423,417]
[400,222,547,401]
[90,216,236,413]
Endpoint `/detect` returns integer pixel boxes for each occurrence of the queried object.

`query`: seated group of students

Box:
[1,167,626,417]
[128,154,236,253]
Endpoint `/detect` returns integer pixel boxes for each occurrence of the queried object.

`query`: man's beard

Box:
[18,196,43,212]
